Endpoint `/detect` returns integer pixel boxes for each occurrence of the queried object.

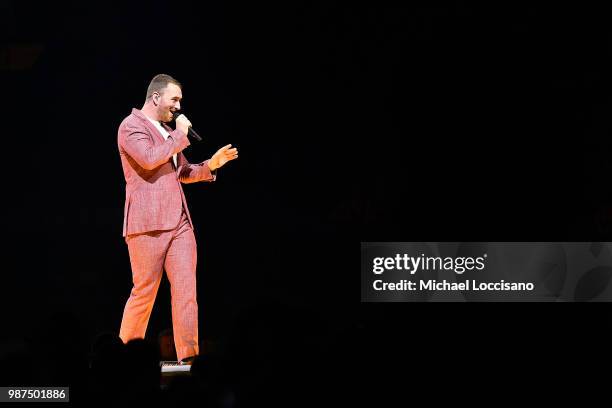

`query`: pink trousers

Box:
[119,209,199,361]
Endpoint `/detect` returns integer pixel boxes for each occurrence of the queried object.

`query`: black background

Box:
[3,0,612,397]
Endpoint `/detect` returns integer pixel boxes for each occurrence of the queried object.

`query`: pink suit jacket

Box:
[118,108,216,237]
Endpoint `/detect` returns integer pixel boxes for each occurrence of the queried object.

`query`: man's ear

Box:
[153,92,160,105]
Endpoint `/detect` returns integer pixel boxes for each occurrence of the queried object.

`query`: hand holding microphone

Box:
[173,112,202,142]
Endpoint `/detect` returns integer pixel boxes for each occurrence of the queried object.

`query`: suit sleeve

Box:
[120,121,190,170]
[176,153,217,184]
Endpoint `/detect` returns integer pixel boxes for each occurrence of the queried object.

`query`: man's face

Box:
[154,83,182,123]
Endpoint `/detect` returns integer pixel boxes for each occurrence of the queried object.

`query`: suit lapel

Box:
[131,108,166,145]
[162,122,183,169]
[131,108,178,169]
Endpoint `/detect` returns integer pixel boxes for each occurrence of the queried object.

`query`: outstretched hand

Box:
[209,144,238,171]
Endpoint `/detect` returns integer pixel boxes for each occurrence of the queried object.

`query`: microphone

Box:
[172,111,202,142]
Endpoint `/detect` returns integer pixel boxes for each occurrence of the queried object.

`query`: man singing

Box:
[117,74,238,363]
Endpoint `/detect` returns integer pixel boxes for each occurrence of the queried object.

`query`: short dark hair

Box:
[146,74,182,100]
